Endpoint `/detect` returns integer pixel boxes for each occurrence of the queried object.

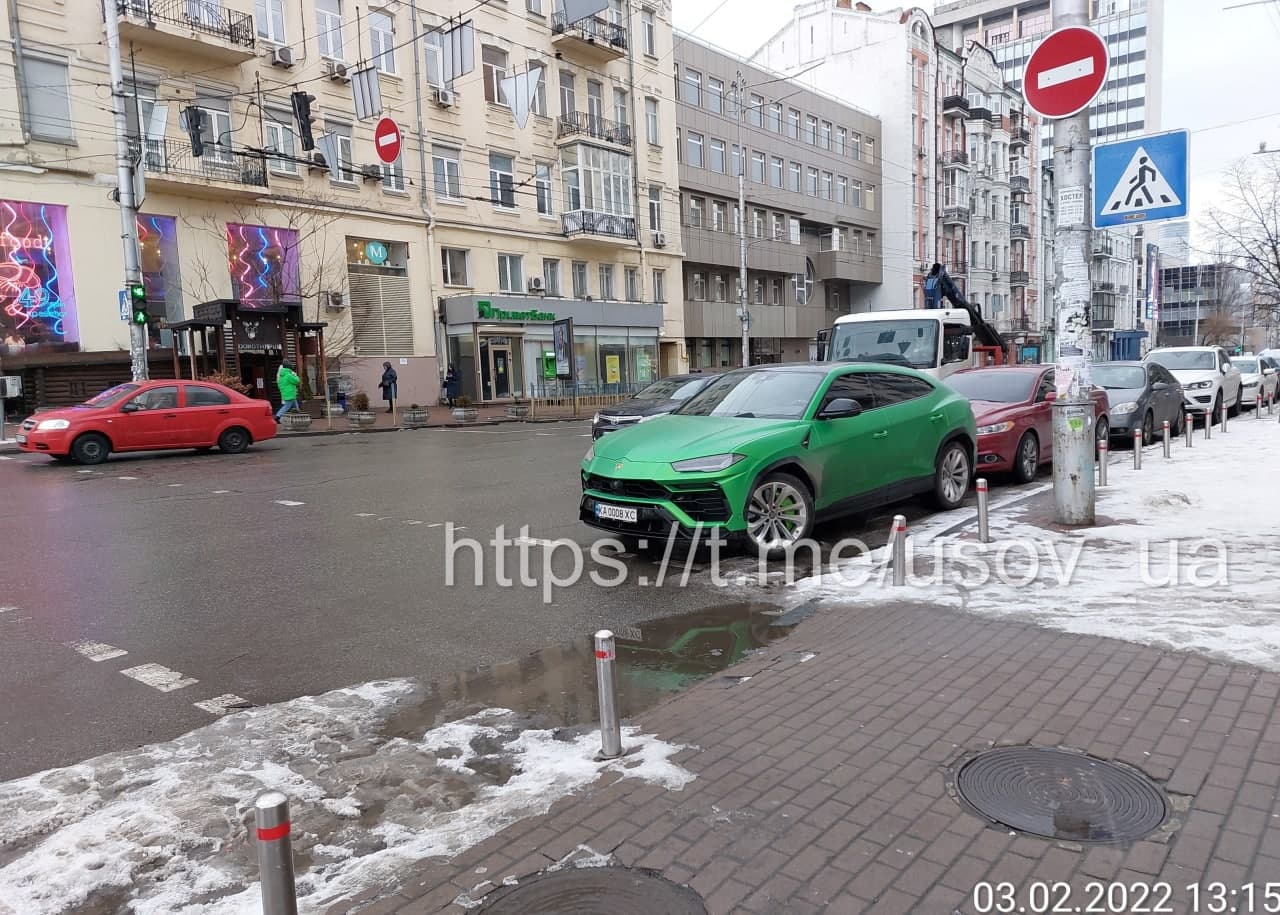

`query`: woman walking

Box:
[444,365,460,407]
[379,361,398,414]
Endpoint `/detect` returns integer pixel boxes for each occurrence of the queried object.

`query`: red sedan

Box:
[946,366,1110,483]
[16,380,277,465]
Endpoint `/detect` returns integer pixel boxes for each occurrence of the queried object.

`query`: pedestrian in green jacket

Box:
[275,362,302,422]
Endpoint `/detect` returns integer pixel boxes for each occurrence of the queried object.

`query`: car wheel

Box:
[1213,392,1223,425]
[1229,387,1241,417]
[1173,410,1185,437]
[218,427,251,454]
[1141,410,1155,447]
[932,440,971,511]
[71,433,110,466]
[1012,432,1039,485]
[1095,417,1109,457]
[744,472,814,557]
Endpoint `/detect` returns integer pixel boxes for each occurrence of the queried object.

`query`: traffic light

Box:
[182,106,207,158]
[291,91,317,151]
[128,282,149,325]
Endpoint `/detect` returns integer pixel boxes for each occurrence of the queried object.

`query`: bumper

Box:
[579,465,742,537]
[1182,391,1214,413]
[974,431,1017,472]
[16,428,74,456]
[1107,411,1140,435]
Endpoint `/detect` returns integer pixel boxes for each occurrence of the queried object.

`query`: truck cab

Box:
[821,309,991,381]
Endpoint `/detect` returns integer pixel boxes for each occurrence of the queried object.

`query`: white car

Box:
[1230,354,1279,409]
[1144,346,1243,423]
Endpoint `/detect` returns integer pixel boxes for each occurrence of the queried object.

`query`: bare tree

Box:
[1204,156,1280,324]
[1199,310,1237,346]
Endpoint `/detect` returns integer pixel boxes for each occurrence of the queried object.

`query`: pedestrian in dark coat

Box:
[444,365,460,407]
[379,361,398,413]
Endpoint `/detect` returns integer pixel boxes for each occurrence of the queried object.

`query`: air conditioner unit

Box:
[270,46,294,68]
[528,276,545,293]
[323,290,346,309]
[360,163,383,181]
[433,88,455,108]
[307,151,328,171]
[652,231,667,248]
[0,375,21,398]
[325,60,351,81]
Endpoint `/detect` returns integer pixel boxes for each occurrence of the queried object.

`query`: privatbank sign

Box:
[477,301,556,322]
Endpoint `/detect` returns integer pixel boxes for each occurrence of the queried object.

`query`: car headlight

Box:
[975,421,1014,435]
[671,453,745,473]
[36,419,71,431]
[584,444,595,462]
[1109,401,1139,414]
[592,413,600,424]
[1186,380,1213,390]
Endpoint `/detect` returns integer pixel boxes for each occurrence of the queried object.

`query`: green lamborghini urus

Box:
[580,363,977,555]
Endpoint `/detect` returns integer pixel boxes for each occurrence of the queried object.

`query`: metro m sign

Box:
[1022,26,1109,120]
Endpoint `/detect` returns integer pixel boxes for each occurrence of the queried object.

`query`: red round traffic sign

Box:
[373,117,402,164]
[1022,26,1108,120]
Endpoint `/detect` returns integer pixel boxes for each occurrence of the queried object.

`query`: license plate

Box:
[15,434,26,444]
[595,502,638,524]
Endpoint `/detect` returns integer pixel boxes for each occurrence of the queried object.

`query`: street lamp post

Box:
[734,72,750,368]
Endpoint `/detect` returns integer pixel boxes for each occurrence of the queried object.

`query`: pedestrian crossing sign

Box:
[1092,129,1189,229]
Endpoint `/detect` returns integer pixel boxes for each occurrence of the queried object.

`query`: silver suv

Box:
[1144,346,1244,422]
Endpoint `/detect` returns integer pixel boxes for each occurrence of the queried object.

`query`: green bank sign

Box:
[477,301,556,322]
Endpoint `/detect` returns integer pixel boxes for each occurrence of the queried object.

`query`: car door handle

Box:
[929,412,944,422]
[163,413,178,419]
[873,430,889,439]
[218,410,230,415]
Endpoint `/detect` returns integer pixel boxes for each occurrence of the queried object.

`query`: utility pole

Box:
[1049,0,1095,525]
[735,72,749,368]
[105,3,148,381]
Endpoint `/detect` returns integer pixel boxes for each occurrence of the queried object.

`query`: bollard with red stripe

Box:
[1257,391,1264,419]
[1097,438,1109,486]
[1185,413,1193,448]
[1133,428,1143,470]
[891,515,907,586]
[594,630,622,759]
[254,791,298,915]
[1162,419,1171,458]
[976,478,990,543]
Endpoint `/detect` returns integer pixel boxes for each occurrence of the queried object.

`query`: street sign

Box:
[1022,26,1108,119]
[373,117,402,164]
[1093,129,1189,229]
[119,290,129,322]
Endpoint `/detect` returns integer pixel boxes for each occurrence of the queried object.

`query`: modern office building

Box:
[1158,263,1265,350]
[674,33,883,366]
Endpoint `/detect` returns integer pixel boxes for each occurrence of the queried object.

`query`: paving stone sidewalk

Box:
[335,510,1280,915]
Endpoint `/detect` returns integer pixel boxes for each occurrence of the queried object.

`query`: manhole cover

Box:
[955,747,1169,844]
[476,867,707,914]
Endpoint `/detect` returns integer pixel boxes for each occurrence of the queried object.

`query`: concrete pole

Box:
[736,73,750,368]
[1050,0,1095,525]
[104,1,148,381]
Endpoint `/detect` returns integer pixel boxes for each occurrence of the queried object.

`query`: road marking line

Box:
[404,520,424,525]
[427,522,443,528]
[120,663,198,692]
[0,606,18,613]
[514,536,557,548]
[274,500,305,506]
[356,512,377,517]
[68,640,128,662]
[168,483,183,487]
[77,469,96,474]
[0,455,12,461]
[194,693,253,715]
[1037,55,1094,90]
[118,476,138,480]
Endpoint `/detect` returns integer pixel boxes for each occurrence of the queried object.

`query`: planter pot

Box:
[348,410,377,429]
[452,407,479,423]
[505,404,531,419]
[401,408,430,429]
[324,403,345,418]
[279,412,313,432]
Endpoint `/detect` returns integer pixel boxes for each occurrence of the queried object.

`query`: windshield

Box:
[1233,359,1258,373]
[946,371,1038,403]
[828,319,940,369]
[1148,350,1215,371]
[82,383,141,407]
[1091,365,1146,389]
[634,377,709,401]
[674,371,823,420]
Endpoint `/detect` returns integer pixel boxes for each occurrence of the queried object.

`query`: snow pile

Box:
[779,419,1280,670]
[0,682,692,915]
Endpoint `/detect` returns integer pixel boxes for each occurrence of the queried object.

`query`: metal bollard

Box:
[1205,411,1212,440]
[594,630,622,759]
[1257,392,1264,418]
[1221,399,1229,431]
[1133,428,1143,469]
[1185,413,1193,448]
[1162,420,1171,458]
[891,515,907,586]
[976,478,990,543]
[254,792,299,915]
[1097,439,1108,486]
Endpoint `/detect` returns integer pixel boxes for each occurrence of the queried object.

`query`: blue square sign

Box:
[1093,129,1189,229]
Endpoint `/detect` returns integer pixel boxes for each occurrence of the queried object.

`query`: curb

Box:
[278,415,585,438]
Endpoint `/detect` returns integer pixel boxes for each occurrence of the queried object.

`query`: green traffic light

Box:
[132,308,148,325]
[129,284,146,302]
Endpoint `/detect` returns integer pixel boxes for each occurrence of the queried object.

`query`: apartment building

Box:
[674,34,883,367]
[0,0,685,408]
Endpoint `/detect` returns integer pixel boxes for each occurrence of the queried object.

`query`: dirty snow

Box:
[0,681,692,915]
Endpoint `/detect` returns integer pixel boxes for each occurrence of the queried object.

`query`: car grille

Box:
[599,414,642,425]
[584,475,667,499]
[667,484,732,522]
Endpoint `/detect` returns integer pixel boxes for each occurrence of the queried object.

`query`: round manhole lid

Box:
[955,747,1169,844]
[476,866,707,914]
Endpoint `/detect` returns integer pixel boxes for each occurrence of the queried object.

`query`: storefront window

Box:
[227,223,300,307]
[574,331,598,389]
[1,198,79,348]
[137,213,181,324]
[347,237,408,273]
[597,331,628,392]
[449,334,477,401]
[629,332,658,386]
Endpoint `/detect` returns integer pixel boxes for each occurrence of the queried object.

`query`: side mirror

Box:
[819,397,862,419]
[1044,390,1058,403]
[121,402,141,413]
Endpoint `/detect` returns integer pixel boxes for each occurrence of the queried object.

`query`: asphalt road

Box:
[0,421,1015,779]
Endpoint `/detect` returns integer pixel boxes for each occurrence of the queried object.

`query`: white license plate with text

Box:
[15,434,26,444]
[595,502,638,524]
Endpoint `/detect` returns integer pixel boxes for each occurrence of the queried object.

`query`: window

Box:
[769,102,783,132]
[264,117,297,174]
[710,138,726,174]
[128,385,179,411]
[542,258,561,295]
[851,178,863,208]
[807,167,819,196]
[382,156,405,192]
[625,266,640,302]
[731,145,743,178]
[686,131,704,167]
[370,11,395,74]
[751,151,765,183]
[256,0,286,42]
[837,176,848,204]
[648,185,663,230]
[613,88,628,126]
[483,46,508,106]
[866,184,876,211]
[688,196,704,226]
[821,120,832,149]
[683,68,701,105]
[489,152,516,208]
[789,161,801,193]
[327,121,354,181]
[822,374,875,412]
[432,146,461,200]
[806,115,818,144]
[770,156,784,188]
[441,248,469,286]
[865,136,875,162]
[572,261,589,297]
[836,126,847,155]
[772,212,785,240]
[536,162,553,215]
[749,94,764,127]
[560,71,576,116]
[531,68,548,117]
[423,31,443,87]
[708,77,724,114]
[23,56,73,142]
[641,8,656,56]
[713,201,728,232]
[185,385,232,406]
[599,264,615,299]
[586,80,603,123]
[869,372,934,406]
[692,272,706,301]
[317,0,343,59]
[787,108,801,139]
[498,254,524,293]
[753,208,765,239]
[713,274,727,302]
[771,278,782,305]
[851,131,862,160]
[527,0,543,11]
[753,278,764,305]
[644,97,660,145]
[822,171,833,200]
[653,269,666,303]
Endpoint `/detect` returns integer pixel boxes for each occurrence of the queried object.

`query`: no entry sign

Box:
[1022,26,1109,120]
[373,117,402,164]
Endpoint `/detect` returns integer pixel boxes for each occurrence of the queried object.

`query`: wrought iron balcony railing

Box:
[142,137,267,188]
[562,209,637,240]
[118,0,255,49]
[557,111,632,146]
[551,12,627,49]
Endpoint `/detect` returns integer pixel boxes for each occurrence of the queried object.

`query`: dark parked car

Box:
[1092,361,1185,445]
[591,374,716,439]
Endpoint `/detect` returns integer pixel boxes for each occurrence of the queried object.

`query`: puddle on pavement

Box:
[382,600,819,742]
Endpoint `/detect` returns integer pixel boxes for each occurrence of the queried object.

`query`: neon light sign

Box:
[227,223,300,309]
[1,199,78,345]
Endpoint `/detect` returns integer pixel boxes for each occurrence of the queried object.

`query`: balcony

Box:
[141,138,267,197]
[116,0,256,65]
[556,112,632,147]
[683,223,802,272]
[942,206,970,226]
[551,12,627,63]
[1010,270,1030,287]
[969,106,994,123]
[1010,223,1030,240]
[1009,127,1031,148]
[1095,280,1115,292]
[942,150,970,169]
[815,234,882,285]
[1010,174,1030,194]
[943,95,970,117]
[562,209,637,241]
